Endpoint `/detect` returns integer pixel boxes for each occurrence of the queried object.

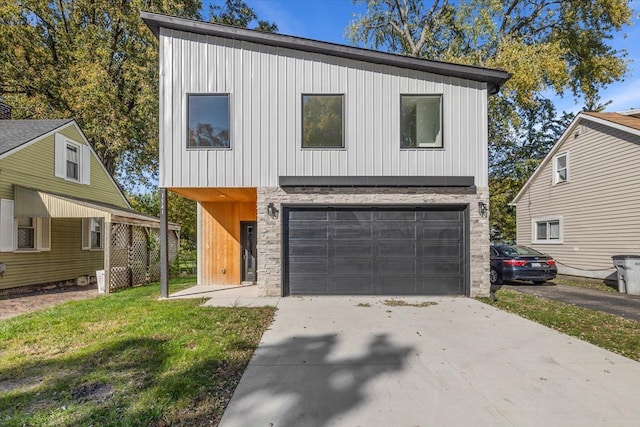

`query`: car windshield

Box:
[499,246,545,257]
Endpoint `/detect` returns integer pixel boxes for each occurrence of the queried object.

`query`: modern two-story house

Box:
[512,109,640,281]
[143,12,510,297]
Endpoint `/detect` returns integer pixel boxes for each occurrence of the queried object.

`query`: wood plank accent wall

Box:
[200,201,257,285]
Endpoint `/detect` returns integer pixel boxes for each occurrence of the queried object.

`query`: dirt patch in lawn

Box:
[0,284,100,321]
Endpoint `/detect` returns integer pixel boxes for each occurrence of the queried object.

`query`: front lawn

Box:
[0,279,275,426]
[479,289,640,361]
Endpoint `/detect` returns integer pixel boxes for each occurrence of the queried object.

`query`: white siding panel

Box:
[159,31,489,189]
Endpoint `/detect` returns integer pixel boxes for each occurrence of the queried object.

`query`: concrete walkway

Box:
[196,292,640,426]
[503,283,640,322]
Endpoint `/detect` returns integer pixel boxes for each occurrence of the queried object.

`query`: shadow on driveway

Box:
[220,332,413,426]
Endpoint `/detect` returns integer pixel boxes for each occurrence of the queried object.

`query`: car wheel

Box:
[490,268,500,285]
[532,280,546,285]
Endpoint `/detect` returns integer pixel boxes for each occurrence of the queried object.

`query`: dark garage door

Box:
[284,206,467,295]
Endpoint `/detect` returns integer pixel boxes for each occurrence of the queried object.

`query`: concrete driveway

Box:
[210,294,640,427]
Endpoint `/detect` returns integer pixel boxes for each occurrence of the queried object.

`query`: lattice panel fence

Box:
[108,223,179,292]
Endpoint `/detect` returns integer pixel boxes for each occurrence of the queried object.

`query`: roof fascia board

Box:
[0,120,72,161]
[583,114,640,137]
[511,112,640,205]
[0,120,132,210]
[141,11,511,94]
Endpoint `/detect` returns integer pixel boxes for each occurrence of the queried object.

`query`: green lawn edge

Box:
[0,279,276,426]
[478,289,640,362]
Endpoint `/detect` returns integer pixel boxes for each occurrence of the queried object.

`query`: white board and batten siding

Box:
[515,119,640,278]
[159,28,489,189]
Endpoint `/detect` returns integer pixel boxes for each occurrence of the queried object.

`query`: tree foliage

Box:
[302,96,343,147]
[348,0,632,240]
[0,0,277,191]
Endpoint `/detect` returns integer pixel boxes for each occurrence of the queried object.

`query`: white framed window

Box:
[400,94,443,148]
[55,134,90,184]
[13,216,51,252]
[533,217,562,244]
[82,218,104,250]
[553,152,569,184]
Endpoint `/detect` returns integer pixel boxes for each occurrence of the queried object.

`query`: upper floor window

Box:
[55,135,90,184]
[401,95,443,148]
[187,94,230,149]
[533,217,562,244]
[66,144,80,181]
[554,152,568,184]
[302,94,344,148]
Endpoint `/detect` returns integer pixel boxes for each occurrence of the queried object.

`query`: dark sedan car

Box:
[490,245,558,285]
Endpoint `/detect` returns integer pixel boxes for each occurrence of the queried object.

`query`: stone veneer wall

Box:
[256,186,490,297]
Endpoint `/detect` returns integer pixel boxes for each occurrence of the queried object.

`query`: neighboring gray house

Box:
[143,12,510,297]
[512,109,640,281]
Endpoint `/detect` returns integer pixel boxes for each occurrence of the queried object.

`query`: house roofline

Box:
[140,11,511,95]
[0,119,132,210]
[510,112,640,205]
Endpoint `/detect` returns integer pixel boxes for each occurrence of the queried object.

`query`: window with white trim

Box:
[13,216,51,252]
[82,218,104,250]
[55,134,90,184]
[553,152,568,184]
[533,217,562,243]
[66,144,80,180]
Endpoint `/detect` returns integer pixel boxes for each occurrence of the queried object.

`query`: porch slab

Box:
[169,284,281,307]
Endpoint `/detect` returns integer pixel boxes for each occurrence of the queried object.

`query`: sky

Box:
[208,0,640,114]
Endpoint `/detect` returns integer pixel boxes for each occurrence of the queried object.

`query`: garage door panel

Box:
[332,242,373,257]
[421,211,462,221]
[286,207,466,296]
[373,277,417,294]
[375,260,416,275]
[290,211,329,221]
[377,243,416,257]
[377,225,417,239]
[421,243,461,257]
[333,224,373,240]
[333,259,372,274]
[334,211,373,221]
[289,242,328,257]
[328,277,373,294]
[422,226,462,241]
[289,225,328,239]
[377,211,417,221]
[421,260,462,275]
[289,260,328,274]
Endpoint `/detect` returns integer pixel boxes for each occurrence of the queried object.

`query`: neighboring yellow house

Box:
[0,119,179,292]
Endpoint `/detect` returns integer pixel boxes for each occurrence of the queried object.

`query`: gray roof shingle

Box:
[0,119,74,156]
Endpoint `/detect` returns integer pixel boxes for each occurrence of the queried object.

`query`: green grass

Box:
[479,289,640,361]
[553,277,618,293]
[0,278,275,426]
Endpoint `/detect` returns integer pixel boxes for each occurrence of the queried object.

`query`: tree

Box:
[0,0,202,187]
[348,0,631,109]
[0,0,277,191]
[348,0,632,239]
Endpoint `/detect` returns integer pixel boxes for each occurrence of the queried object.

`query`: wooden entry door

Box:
[241,221,257,282]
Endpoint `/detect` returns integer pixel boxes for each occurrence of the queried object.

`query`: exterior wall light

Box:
[267,202,278,218]
[478,202,488,217]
